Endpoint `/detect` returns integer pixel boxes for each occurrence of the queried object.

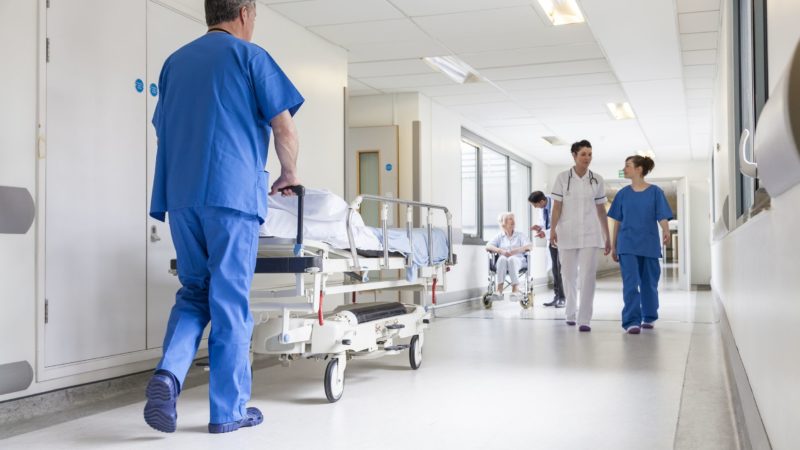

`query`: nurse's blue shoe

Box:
[144,370,180,433]
[208,407,264,434]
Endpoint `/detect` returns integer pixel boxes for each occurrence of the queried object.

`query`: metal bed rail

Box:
[345,195,454,275]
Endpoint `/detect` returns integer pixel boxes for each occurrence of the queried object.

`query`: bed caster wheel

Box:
[482,294,493,309]
[324,358,344,403]
[409,335,423,370]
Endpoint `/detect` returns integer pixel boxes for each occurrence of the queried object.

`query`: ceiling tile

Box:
[684,77,714,89]
[678,11,720,34]
[459,43,605,69]
[676,0,720,14]
[685,88,713,99]
[309,19,428,46]
[389,0,533,16]
[358,72,454,89]
[623,79,687,117]
[480,59,610,81]
[682,49,717,65]
[683,65,716,77]
[267,0,404,27]
[432,92,511,106]
[347,40,451,63]
[412,6,543,38]
[680,32,718,51]
[496,72,619,91]
[348,59,434,78]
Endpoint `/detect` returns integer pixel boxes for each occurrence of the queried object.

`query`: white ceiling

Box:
[260,0,721,165]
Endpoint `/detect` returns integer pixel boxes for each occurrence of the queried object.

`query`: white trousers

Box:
[559,247,599,325]
[496,255,523,286]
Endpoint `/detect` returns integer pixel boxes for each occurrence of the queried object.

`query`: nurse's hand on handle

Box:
[270,171,302,196]
[662,228,670,245]
[550,229,557,248]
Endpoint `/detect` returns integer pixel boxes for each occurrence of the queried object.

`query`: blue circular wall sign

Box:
[385,163,393,172]
[149,83,158,97]
[135,79,144,93]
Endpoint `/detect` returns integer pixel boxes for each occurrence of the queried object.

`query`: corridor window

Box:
[460,129,532,241]
[461,141,479,236]
[481,148,508,239]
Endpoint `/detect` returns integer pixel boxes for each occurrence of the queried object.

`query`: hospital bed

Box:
[172,186,456,402]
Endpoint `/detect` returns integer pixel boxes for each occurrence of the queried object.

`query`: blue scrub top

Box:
[150,32,304,224]
[607,185,673,258]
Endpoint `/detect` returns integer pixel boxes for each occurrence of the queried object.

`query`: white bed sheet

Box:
[259,189,383,251]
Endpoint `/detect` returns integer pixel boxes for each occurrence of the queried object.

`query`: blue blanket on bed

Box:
[368,228,449,281]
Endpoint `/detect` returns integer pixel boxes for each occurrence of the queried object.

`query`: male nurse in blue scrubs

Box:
[144,0,304,434]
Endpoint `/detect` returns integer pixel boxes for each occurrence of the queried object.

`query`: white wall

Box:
[0,0,38,400]
[0,0,346,402]
[548,161,711,284]
[710,1,800,449]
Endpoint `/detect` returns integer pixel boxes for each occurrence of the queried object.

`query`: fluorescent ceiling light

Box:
[536,0,585,26]
[423,56,482,84]
[606,102,636,120]
[542,136,569,145]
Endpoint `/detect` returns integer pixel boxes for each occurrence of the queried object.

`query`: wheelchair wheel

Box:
[482,293,493,309]
[520,292,533,309]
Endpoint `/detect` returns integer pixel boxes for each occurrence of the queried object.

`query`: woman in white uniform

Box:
[486,212,530,300]
[550,140,611,332]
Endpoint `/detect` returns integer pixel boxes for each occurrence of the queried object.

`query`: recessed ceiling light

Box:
[542,136,569,145]
[637,149,656,158]
[422,56,482,84]
[606,102,636,120]
[536,0,585,26]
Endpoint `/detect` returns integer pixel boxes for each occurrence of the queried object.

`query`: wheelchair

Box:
[482,251,534,310]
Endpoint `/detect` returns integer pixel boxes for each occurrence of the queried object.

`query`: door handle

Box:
[739,128,758,178]
[150,225,161,243]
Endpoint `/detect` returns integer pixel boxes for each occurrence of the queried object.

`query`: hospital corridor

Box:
[1,0,799,449]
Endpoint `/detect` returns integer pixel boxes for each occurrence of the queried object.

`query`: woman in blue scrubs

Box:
[607,156,673,334]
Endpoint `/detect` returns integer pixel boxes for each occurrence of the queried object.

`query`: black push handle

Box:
[284,185,305,254]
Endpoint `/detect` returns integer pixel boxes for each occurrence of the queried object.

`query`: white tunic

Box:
[550,168,607,250]
[487,231,530,267]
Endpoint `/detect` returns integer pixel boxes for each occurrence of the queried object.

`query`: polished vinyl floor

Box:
[2,269,737,449]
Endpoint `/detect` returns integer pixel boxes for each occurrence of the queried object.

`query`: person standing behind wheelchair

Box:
[550,140,611,332]
[485,212,530,301]
[529,191,565,308]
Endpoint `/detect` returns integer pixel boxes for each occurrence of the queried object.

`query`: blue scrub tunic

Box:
[150,32,304,224]
[607,185,673,258]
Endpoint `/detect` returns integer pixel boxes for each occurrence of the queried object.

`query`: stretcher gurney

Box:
[227,186,455,402]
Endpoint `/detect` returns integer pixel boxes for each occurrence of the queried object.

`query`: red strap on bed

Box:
[432,277,437,305]
[318,291,325,326]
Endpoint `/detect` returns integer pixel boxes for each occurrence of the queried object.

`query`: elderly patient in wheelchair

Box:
[485,212,532,307]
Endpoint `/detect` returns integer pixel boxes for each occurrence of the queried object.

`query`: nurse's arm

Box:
[659,219,670,245]
[596,204,611,255]
[550,200,562,246]
[610,219,620,262]
[270,110,301,195]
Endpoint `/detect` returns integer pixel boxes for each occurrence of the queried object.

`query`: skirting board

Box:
[714,292,772,450]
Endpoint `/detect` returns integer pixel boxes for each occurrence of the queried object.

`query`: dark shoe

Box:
[144,371,180,433]
[641,322,655,329]
[566,320,576,326]
[543,298,558,307]
[208,407,264,434]
[626,326,641,334]
[579,325,591,332]
[555,298,566,308]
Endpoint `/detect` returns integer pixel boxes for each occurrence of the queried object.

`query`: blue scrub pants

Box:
[158,206,259,424]
[618,254,660,329]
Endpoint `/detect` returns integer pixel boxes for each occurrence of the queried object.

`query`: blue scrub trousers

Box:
[157,206,259,424]
[618,254,660,329]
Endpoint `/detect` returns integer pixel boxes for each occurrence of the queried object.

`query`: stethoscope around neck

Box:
[566,167,598,192]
